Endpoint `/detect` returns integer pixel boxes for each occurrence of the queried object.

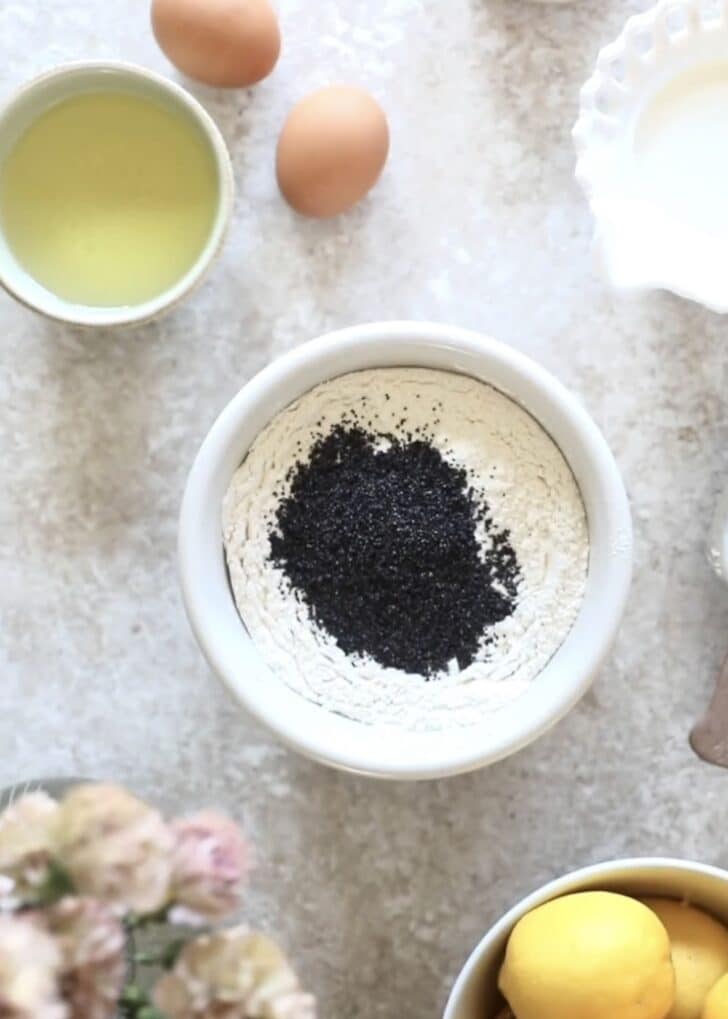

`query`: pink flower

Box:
[53,784,173,914]
[170,811,251,921]
[44,897,126,1019]
[0,914,67,1019]
[264,992,317,1019]
[152,927,316,1019]
[0,791,59,907]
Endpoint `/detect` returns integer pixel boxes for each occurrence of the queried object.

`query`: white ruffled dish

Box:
[574,0,728,312]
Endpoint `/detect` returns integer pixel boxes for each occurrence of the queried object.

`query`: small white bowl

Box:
[574,0,728,312]
[0,61,234,327]
[179,322,632,780]
[444,857,728,1019]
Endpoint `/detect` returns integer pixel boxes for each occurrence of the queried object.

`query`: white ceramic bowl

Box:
[179,322,633,780]
[0,61,234,327]
[444,857,728,1019]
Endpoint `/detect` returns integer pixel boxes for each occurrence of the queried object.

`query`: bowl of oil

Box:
[0,61,233,327]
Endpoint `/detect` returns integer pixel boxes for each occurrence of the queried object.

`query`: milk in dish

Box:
[636,63,728,235]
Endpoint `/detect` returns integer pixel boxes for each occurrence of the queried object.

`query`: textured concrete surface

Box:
[3,1,728,1015]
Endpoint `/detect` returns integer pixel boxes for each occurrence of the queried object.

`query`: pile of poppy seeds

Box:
[269,415,521,677]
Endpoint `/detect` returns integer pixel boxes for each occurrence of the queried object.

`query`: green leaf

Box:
[120,985,148,1006]
[160,936,187,969]
[125,906,170,930]
[33,859,74,906]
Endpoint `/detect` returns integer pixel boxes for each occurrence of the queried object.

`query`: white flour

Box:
[222,368,589,732]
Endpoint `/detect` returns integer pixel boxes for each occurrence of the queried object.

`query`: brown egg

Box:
[276,86,390,218]
[151,0,281,88]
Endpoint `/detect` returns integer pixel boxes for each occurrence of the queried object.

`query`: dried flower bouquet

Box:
[0,782,315,1019]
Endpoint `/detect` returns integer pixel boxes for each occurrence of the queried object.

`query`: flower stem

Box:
[124,907,170,931]
[133,951,164,965]
[133,935,187,970]
[119,984,167,1018]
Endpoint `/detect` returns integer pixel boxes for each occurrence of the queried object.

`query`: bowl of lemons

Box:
[444,858,728,1019]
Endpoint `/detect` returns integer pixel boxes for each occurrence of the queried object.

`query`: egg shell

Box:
[276,85,390,219]
[151,0,281,88]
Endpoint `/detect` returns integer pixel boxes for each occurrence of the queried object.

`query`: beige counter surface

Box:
[2,1,728,1015]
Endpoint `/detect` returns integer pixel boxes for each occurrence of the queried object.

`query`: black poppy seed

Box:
[269,424,520,677]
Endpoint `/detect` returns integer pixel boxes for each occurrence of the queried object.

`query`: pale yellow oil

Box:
[0,90,219,307]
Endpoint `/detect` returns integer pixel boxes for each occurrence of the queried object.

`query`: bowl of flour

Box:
[179,322,632,779]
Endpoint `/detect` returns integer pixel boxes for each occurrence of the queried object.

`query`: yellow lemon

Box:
[703,973,728,1019]
[499,891,675,1019]
[643,899,728,1019]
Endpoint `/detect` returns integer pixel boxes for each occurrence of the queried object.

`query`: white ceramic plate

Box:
[179,322,633,780]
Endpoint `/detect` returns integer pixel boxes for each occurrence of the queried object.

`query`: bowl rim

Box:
[443,856,728,1018]
[0,60,234,328]
[178,321,633,780]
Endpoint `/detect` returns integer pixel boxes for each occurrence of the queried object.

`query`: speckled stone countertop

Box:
[2,1,728,1015]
